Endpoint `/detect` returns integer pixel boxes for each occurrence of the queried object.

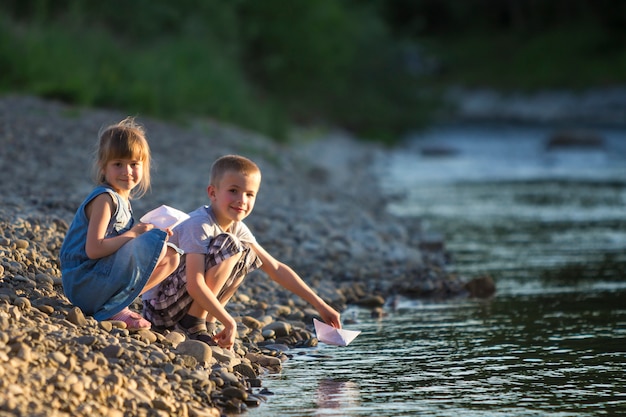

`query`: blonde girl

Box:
[60,117,180,329]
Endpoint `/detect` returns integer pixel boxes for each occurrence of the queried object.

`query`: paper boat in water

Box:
[313,318,361,346]
[140,205,190,230]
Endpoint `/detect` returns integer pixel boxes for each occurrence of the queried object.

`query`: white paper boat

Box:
[140,205,190,230]
[313,318,361,346]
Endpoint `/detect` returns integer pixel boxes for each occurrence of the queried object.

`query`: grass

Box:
[1,13,624,143]
[0,18,282,135]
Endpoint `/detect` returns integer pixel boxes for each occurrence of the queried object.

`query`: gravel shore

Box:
[0,95,473,416]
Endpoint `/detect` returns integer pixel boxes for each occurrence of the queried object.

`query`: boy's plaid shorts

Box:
[142,233,261,329]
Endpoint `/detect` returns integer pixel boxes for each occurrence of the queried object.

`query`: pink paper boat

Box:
[313,318,361,346]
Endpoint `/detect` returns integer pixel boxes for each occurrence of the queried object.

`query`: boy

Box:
[142,155,342,349]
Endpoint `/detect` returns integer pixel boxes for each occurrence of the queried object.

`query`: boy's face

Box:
[208,169,261,229]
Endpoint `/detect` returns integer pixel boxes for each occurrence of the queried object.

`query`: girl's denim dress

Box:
[60,185,166,321]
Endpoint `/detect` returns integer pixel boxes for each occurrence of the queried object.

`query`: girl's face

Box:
[103,158,143,198]
[208,170,260,230]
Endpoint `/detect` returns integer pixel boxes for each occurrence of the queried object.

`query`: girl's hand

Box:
[131,222,154,236]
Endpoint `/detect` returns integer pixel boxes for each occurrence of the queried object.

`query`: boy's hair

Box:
[93,117,152,198]
[210,155,261,186]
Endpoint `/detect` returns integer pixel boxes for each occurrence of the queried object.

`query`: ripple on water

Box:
[247,290,626,417]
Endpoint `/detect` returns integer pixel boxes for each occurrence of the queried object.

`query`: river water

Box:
[246,124,626,417]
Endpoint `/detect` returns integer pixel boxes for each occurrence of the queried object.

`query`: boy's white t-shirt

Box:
[142,205,256,300]
[170,205,257,254]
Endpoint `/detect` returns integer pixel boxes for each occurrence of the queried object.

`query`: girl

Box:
[60,117,180,330]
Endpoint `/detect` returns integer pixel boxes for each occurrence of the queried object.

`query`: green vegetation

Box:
[1,1,624,143]
[424,23,626,91]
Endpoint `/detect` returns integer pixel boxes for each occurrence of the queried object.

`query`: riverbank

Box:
[0,95,473,416]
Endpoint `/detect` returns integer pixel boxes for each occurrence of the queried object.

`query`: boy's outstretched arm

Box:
[251,242,342,329]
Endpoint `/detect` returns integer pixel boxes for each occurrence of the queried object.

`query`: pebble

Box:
[175,340,213,364]
[262,321,292,337]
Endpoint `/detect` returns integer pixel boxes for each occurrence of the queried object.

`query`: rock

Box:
[75,335,97,346]
[49,351,68,365]
[14,239,29,249]
[261,329,275,339]
[464,275,496,298]
[221,386,248,401]
[135,329,157,344]
[35,273,54,286]
[233,362,257,379]
[98,321,113,332]
[245,352,282,368]
[211,348,241,367]
[34,304,54,315]
[165,330,186,347]
[101,344,124,358]
[66,307,87,327]
[13,297,31,311]
[546,129,604,150]
[262,321,292,338]
[176,340,213,364]
[354,295,385,308]
[241,315,263,330]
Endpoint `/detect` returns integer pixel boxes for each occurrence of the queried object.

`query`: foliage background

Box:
[1,0,624,142]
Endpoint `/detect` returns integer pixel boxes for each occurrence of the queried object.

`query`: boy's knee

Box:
[169,250,181,269]
[159,246,180,271]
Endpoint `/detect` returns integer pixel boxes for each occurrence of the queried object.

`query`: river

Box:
[245,123,626,416]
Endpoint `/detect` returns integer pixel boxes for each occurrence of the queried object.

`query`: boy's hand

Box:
[319,304,342,329]
[214,323,236,350]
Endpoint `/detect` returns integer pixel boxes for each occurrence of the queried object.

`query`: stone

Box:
[221,386,248,401]
[354,295,386,308]
[98,321,113,332]
[101,345,124,358]
[241,315,263,330]
[464,275,496,298]
[262,321,292,338]
[66,307,87,327]
[35,304,54,315]
[176,340,213,364]
[233,362,257,379]
[165,330,186,347]
[13,297,31,311]
[14,239,29,249]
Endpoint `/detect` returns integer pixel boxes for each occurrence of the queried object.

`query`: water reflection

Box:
[315,378,361,416]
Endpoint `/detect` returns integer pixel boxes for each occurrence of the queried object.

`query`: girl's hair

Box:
[210,154,261,186]
[93,117,152,198]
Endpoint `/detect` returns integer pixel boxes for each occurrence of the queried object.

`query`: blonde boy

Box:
[143,155,341,349]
